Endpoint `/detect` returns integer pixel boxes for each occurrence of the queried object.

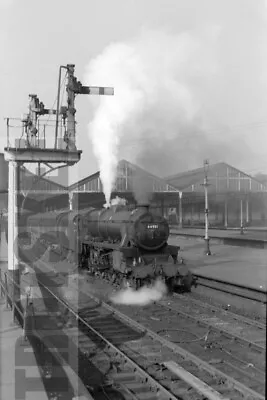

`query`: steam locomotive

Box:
[24,204,195,291]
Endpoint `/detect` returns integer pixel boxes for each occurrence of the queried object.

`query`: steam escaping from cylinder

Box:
[109,279,167,306]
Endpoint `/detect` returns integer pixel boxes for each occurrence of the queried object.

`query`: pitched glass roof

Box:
[165,162,267,193]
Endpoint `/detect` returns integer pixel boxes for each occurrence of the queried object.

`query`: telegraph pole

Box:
[179,191,183,227]
[202,160,211,255]
[240,198,244,234]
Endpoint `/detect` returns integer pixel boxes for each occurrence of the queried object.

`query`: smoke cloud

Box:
[109,279,167,306]
[109,196,127,207]
[132,169,153,204]
[85,5,267,197]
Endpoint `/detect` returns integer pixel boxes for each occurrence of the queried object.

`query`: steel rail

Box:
[194,274,267,294]
[101,275,266,351]
[195,282,266,303]
[101,274,266,349]
[36,279,180,400]
[156,299,266,352]
[173,292,266,331]
[35,274,264,400]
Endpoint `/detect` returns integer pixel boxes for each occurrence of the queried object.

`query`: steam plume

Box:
[85,15,267,196]
[104,195,127,208]
[132,169,153,205]
[111,196,127,206]
[109,279,167,306]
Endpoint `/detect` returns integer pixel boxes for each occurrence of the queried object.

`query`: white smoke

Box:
[85,16,267,192]
[110,196,127,206]
[104,195,127,208]
[85,42,147,205]
[109,278,167,306]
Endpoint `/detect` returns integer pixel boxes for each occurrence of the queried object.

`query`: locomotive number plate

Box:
[147,224,158,229]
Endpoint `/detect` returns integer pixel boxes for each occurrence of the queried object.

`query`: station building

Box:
[44,159,180,213]
[43,159,267,228]
[165,163,267,227]
[1,153,267,227]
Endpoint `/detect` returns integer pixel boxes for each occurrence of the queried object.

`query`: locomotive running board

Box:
[82,239,137,258]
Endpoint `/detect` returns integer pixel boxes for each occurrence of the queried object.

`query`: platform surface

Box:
[170,227,267,241]
[0,299,49,400]
[168,236,267,290]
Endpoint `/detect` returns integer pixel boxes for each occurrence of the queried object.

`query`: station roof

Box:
[69,159,179,193]
[165,162,267,193]
[19,166,68,201]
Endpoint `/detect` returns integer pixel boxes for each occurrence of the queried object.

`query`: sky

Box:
[1,0,267,188]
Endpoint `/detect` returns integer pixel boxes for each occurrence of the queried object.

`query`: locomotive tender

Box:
[26,203,194,291]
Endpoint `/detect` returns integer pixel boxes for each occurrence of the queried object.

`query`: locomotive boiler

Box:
[26,204,195,291]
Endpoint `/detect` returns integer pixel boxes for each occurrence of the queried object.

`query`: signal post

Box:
[4,62,113,321]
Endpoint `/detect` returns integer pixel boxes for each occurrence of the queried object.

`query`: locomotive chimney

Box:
[136,203,150,212]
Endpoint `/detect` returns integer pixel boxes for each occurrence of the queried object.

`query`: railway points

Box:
[30,259,265,400]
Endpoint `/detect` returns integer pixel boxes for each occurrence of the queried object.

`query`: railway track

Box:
[32,265,265,400]
[115,298,265,387]
[98,272,266,348]
[97,272,266,348]
[34,277,224,400]
[171,292,266,347]
[193,275,267,304]
[97,278,266,394]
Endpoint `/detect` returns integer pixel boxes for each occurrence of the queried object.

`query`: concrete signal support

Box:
[4,148,82,319]
[7,161,20,319]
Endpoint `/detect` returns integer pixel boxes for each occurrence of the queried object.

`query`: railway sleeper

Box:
[113,371,157,390]
[110,372,138,382]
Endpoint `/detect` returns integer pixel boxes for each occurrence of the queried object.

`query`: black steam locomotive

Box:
[24,204,195,291]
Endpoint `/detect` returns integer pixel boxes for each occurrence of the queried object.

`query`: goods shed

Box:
[165,162,267,227]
